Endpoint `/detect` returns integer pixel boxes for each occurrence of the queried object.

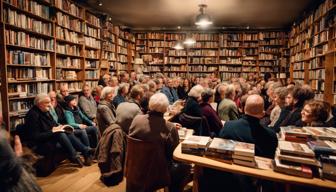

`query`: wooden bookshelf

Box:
[289,0,336,104]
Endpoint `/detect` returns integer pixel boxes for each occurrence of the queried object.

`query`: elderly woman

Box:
[301,100,330,127]
[200,89,223,136]
[97,87,117,134]
[78,84,97,121]
[269,87,288,127]
[181,85,204,117]
[128,93,189,192]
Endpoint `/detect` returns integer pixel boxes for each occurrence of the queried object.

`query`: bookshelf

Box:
[101,20,117,76]
[115,26,135,73]
[289,0,336,104]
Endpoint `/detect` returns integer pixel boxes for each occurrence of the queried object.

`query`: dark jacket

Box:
[271,106,291,133]
[200,103,223,136]
[219,115,278,159]
[278,107,303,128]
[97,123,126,186]
[25,106,58,144]
[161,86,178,104]
[181,96,202,117]
[97,100,116,134]
[112,94,126,108]
[177,86,189,100]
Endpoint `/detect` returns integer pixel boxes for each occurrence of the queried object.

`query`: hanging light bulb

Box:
[173,41,184,50]
[195,4,213,28]
[183,34,196,46]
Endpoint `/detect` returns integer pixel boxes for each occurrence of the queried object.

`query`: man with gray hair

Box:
[25,93,92,167]
[217,84,239,121]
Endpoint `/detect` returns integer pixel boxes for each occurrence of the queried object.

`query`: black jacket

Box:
[25,106,58,145]
[181,96,202,117]
[219,115,278,159]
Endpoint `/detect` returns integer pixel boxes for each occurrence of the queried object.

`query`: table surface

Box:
[173,143,336,190]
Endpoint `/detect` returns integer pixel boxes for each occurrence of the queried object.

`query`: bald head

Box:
[244,94,265,119]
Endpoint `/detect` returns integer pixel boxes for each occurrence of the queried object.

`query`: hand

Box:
[92,122,96,127]
[52,126,64,133]
[79,124,87,129]
[14,135,23,157]
[174,123,182,129]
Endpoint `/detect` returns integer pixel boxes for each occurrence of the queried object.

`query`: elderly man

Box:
[56,83,70,109]
[78,84,97,121]
[25,93,92,167]
[161,78,179,104]
[217,84,239,121]
[116,85,144,133]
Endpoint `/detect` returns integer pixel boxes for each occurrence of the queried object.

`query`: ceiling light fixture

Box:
[195,4,213,28]
[98,1,103,6]
[183,34,196,46]
[173,41,184,50]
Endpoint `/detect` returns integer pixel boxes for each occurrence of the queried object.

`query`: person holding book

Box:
[25,94,92,167]
[97,87,117,134]
[78,84,98,121]
[63,95,99,154]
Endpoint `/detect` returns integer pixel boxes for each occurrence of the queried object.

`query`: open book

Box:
[58,125,74,133]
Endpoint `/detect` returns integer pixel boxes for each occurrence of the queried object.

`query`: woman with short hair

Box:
[181,85,204,117]
[97,87,117,134]
[301,100,329,127]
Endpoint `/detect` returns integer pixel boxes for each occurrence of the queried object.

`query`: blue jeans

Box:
[54,132,89,159]
[74,126,98,148]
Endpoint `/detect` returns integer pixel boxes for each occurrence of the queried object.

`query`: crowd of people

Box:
[1,71,335,192]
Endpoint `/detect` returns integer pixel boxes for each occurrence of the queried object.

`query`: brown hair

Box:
[305,100,329,123]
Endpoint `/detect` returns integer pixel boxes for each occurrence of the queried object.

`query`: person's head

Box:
[48,91,57,107]
[154,78,163,90]
[217,83,228,100]
[244,94,265,119]
[224,84,236,100]
[129,85,144,102]
[103,74,111,85]
[233,82,242,98]
[95,85,103,97]
[130,72,137,81]
[147,80,157,93]
[59,84,69,97]
[264,72,272,82]
[109,76,119,87]
[201,88,214,103]
[118,83,129,96]
[183,78,190,88]
[34,93,51,112]
[301,100,329,125]
[82,84,91,97]
[188,85,204,102]
[240,94,249,114]
[266,82,282,100]
[119,71,129,83]
[273,87,288,107]
[166,78,173,88]
[148,93,169,113]
[101,86,115,102]
[292,85,315,108]
[64,95,77,108]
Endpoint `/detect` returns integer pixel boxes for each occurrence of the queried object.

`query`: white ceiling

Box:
[84,0,314,29]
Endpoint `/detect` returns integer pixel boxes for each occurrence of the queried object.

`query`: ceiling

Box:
[83,0,315,30]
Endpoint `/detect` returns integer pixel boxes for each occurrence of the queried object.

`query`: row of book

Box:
[310,79,325,92]
[85,60,98,68]
[166,58,187,64]
[56,26,80,43]
[259,67,275,73]
[168,50,187,56]
[117,46,128,55]
[56,69,77,80]
[188,66,217,71]
[259,60,277,66]
[193,34,219,41]
[6,50,50,66]
[7,68,50,81]
[309,57,325,69]
[56,58,81,68]
[9,100,33,116]
[56,82,82,92]
[85,12,101,28]
[164,66,187,71]
[83,25,101,38]
[54,0,82,18]
[193,42,219,48]
[219,58,242,64]
[4,8,53,36]
[85,50,99,59]
[85,71,98,79]
[103,41,116,52]
[190,57,217,64]
[56,43,80,56]
[118,55,128,63]
[313,31,328,46]
[56,12,82,33]
[293,71,305,79]
[219,66,242,72]
[8,82,53,98]
[5,30,54,51]
[103,52,116,61]
[259,53,277,60]
[219,49,242,57]
[4,0,51,20]
[84,36,101,48]
[293,62,305,70]
[189,50,217,56]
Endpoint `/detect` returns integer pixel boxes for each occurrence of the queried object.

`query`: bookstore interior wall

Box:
[0,0,335,131]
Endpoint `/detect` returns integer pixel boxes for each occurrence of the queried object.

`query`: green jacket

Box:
[64,108,93,129]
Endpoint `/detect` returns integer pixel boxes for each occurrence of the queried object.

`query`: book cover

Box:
[181,135,210,149]
[279,141,315,158]
[233,141,255,157]
[307,140,336,155]
[255,156,273,170]
[276,150,320,167]
[303,127,336,141]
[207,138,236,154]
[233,158,256,168]
[273,157,313,178]
[322,163,336,181]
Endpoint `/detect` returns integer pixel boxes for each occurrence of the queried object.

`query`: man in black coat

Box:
[199,94,278,192]
[25,93,92,167]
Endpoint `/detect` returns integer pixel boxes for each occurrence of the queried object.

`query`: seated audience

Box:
[112,83,129,108]
[116,85,144,133]
[218,84,239,121]
[25,94,92,167]
[181,85,204,117]
[177,78,191,100]
[161,78,179,104]
[127,93,189,192]
[301,100,330,127]
[56,83,70,109]
[93,85,103,104]
[48,91,66,124]
[269,87,288,127]
[63,95,99,151]
[200,89,223,136]
[78,84,97,121]
[98,74,110,87]
[97,87,117,134]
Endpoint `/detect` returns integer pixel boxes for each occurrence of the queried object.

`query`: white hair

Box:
[101,87,115,100]
[34,93,50,105]
[224,84,235,98]
[149,93,169,113]
[188,85,204,98]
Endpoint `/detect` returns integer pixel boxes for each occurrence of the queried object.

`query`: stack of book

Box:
[280,126,313,143]
[181,136,211,156]
[205,138,235,164]
[232,141,255,167]
[273,141,317,178]
[303,127,336,141]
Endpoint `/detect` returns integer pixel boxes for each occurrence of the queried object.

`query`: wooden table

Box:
[173,143,336,192]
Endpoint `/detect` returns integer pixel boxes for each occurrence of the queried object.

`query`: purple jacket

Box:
[200,103,223,135]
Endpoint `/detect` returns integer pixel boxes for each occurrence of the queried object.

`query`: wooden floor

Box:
[37,162,126,192]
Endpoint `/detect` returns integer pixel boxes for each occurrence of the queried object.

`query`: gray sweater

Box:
[78,95,97,120]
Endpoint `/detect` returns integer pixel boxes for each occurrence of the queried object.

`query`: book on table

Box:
[205,138,235,163]
[303,127,336,141]
[276,150,320,167]
[273,157,313,178]
[307,140,336,156]
[278,141,315,158]
[181,135,211,156]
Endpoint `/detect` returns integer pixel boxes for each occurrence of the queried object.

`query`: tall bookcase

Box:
[289,0,336,104]
[135,31,287,80]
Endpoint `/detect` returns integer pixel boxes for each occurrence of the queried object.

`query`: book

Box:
[181,136,211,156]
[279,141,315,158]
[320,155,336,164]
[303,127,336,141]
[233,158,256,168]
[322,163,336,181]
[255,156,273,170]
[233,141,255,157]
[58,125,75,133]
[207,138,236,154]
[276,150,320,167]
[307,140,336,155]
[273,157,313,178]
